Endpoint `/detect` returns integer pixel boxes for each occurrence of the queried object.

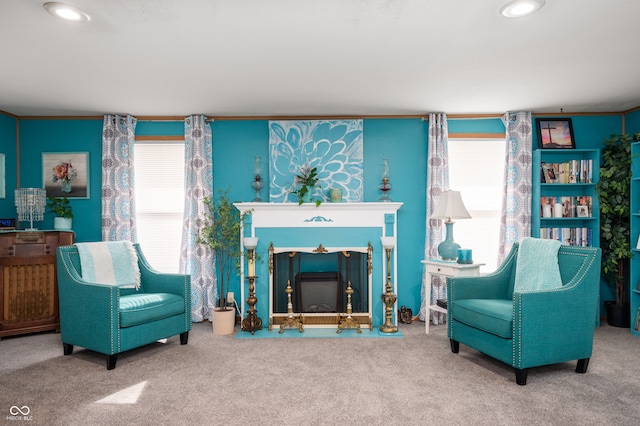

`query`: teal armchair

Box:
[447,243,601,385]
[57,244,191,370]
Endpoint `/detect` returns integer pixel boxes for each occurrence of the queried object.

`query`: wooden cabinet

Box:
[0,231,74,338]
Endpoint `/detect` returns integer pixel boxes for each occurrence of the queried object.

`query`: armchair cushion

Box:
[450,299,513,338]
[514,237,562,292]
[119,293,185,328]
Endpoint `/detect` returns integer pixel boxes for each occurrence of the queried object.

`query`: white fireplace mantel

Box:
[234,202,403,330]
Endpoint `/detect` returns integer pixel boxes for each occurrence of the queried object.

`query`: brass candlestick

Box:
[242,275,262,334]
[380,241,398,333]
[278,280,304,333]
[337,280,361,333]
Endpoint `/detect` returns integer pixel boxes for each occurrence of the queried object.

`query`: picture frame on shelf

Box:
[541,163,556,183]
[42,152,89,199]
[576,205,589,218]
[536,118,576,149]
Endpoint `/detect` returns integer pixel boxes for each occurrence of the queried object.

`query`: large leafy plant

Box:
[197,188,250,311]
[596,133,633,306]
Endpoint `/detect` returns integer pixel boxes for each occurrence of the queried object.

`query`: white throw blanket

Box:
[513,237,562,292]
[75,241,141,289]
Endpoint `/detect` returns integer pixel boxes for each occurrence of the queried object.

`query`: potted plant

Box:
[197,188,250,335]
[596,133,633,327]
[292,165,322,207]
[46,196,73,230]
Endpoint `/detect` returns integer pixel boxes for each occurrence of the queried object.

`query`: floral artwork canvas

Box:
[42,152,89,198]
[268,120,364,203]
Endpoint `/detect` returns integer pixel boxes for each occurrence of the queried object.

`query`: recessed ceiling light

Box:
[43,2,91,23]
[500,0,545,18]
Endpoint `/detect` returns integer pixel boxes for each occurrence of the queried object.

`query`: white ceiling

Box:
[1,0,639,117]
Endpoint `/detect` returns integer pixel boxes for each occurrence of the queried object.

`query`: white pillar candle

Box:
[554,203,563,218]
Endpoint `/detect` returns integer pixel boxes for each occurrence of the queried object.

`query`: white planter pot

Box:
[54,217,72,231]
[212,307,235,335]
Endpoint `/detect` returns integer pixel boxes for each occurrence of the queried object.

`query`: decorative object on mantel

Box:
[47,196,73,231]
[15,188,46,231]
[292,165,321,206]
[242,236,263,334]
[378,159,392,202]
[429,190,471,261]
[380,236,398,333]
[197,188,251,335]
[250,156,264,202]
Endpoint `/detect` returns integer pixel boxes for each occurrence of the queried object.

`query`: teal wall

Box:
[10,113,630,316]
[626,109,640,135]
[0,114,17,218]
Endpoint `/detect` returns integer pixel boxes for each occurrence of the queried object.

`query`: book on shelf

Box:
[540,227,593,247]
[436,299,448,309]
[540,160,593,184]
[540,196,592,218]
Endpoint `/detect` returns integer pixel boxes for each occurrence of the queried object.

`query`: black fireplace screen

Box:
[272,251,367,314]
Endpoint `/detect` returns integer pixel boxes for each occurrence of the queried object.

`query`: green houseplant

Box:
[596,133,633,327]
[197,188,250,334]
[292,165,322,207]
[46,196,73,230]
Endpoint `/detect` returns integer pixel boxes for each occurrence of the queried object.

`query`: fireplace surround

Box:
[234,202,402,330]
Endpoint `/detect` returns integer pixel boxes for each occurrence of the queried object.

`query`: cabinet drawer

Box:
[426,264,456,277]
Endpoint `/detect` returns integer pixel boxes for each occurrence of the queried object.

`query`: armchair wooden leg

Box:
[515,368,528,385]
[450,339,460,353]
[180,331,189,345]
[107,354,118,370]
[576,358,590,374]
[63,343,74,355]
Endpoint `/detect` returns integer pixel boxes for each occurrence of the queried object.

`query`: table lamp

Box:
[430,190,471,261]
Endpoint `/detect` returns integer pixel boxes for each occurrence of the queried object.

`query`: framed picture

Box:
[576,205,589,218]
[42,152,89,199]
[536,118,576,149]
[541,163,556,183]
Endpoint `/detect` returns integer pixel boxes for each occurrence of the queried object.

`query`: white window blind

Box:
[134,142,185,273]
[448,139,505,272]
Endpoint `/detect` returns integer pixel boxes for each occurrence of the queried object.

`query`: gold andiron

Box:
[380,237,398,333]
[278,280,304,333]
[337,280,361,333]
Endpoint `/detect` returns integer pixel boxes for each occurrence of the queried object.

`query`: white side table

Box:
[422,259,483,334]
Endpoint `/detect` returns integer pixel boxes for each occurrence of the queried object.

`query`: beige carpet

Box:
[1,321,639,425]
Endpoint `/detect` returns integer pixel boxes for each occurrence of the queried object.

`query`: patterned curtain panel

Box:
[179,115,214,323]
[101,115,138,242]
[268,120,364,202]
[497,111,532,264]
[420,113,449,324]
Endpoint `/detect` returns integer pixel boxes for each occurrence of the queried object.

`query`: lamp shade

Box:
[243,237,259,250]
[430,190,471,221]
[380,236,396,250]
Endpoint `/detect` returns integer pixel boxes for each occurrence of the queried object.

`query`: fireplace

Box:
[234,202,402,330]
[295,272,342,313]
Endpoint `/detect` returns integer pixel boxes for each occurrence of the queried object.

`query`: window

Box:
[448,139,505,272]
[134,141,185,273]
